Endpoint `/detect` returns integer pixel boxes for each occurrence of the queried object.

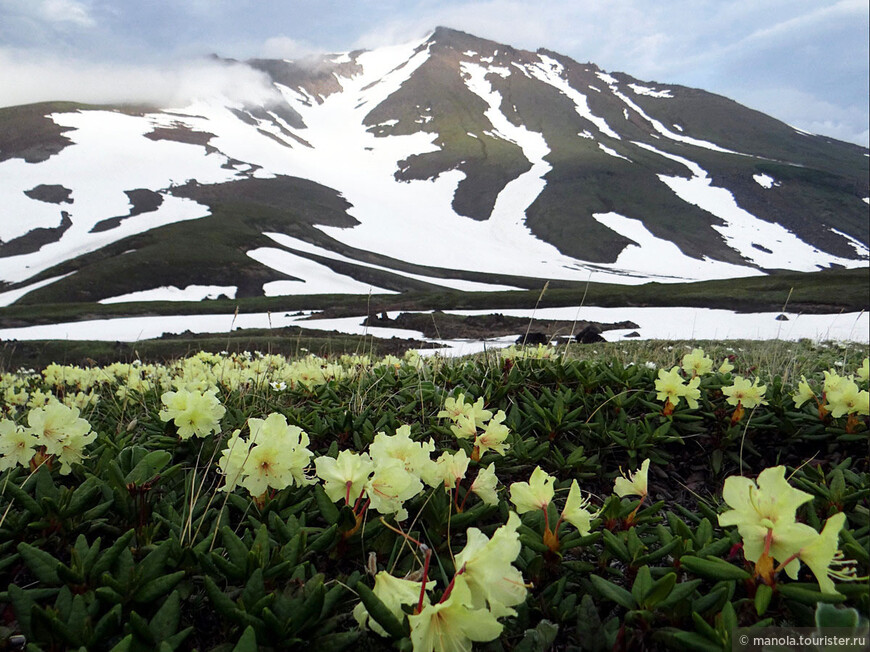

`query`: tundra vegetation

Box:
[0,341,867,651]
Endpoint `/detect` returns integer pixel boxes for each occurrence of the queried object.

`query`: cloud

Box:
[40,0,94,26]
[260,36,321,60]
[0,49,283,109]
[738,86,870,146]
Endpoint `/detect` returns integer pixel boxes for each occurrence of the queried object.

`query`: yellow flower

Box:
[825,378,868,418]
[438,394,472,422]
[509,466,555,514]
[722,376,768,409]
[370,425,438,487]
[718,359,735,374]
[613,459,650,500]
[366,458,422,521]
[797,513,860,595]
[434,449,470,490]
[718,466,816,574]
[314,450,374,504]
[470,463,499,506]
[475,410,510,456]
[681,348,713,377]
[792,375,816,408]
[0,419,37,471]
[353,571,431,637]
[408,575,503,652]
[858,357,869,383]
[159,388,225,439]
[561,480,598,535]
[26,403,93,456]
[453,512,526,617]
[655,367,687,407]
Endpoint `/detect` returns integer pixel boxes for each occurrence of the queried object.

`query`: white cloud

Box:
[260,35,322,60]
[0,49,283,109]
[40,0,94,26]
[738,86,870,146]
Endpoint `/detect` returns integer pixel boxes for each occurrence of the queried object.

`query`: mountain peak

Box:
[0,28,867,306]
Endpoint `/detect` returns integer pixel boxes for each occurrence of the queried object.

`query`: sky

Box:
[0,0,867,146]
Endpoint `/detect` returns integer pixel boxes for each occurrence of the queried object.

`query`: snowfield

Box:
[0,307,865,355]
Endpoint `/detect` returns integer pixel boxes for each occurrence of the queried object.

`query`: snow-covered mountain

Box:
[1,27,868,306]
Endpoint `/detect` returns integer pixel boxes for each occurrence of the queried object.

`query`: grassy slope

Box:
[2,267,867,329]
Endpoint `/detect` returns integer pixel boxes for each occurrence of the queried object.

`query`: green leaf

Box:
[204,576,238,619]
[590,574,635,610]
[135,571,185,603]
[654,628,723,652]
[149,591,182,640]
[657,579,702,609]
[90,529,135,582]
[90,604,123,647]
[17,542,61,584]
[777,583,847,604]
[312,483,340,524]
[66,476,101,516]
[814,603,861,628]
[3,477,43,515]
[754,584,773,616]
[680,555,750,581]
[513,620,559,652]
[232,626,258,652]
[643,573,677,609]
[221,526,249,569]
[631,566,653,606]
[109,634,134,652]
[693,519,713,549]
[241,568,266,612]
[355,581,406,640]
[125,450,172,485]
[602,530,630,563]
[576,594,606,652]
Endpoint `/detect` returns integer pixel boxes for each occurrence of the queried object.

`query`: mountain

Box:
[1,26,868,307]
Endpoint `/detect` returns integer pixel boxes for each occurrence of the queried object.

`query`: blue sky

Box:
[1,0,867,145]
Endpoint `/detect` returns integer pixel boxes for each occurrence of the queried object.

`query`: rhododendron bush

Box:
[0,347,866,650]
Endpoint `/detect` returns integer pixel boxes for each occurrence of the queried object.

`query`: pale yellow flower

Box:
[408,575,503,652]
[722,376,768,409]
[681,348,713,377]
[509,467,555,514]
[470,463,499,506]
[561,480,598,535]
[613,459,650,499]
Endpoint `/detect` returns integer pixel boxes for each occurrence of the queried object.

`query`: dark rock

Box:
[775,314,789,321]
[575,324,605,343]
[516,332,549,345]
[623,331,641,338]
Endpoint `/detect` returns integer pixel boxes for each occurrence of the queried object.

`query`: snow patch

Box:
[247,247,398,295]
[0,273,75,307]
[592,212,761,281]
[578,130,593,139]
[4,307,864,346]
[527,55,620,139]
[595,72,618,85]
[0,110,240,285]
[636,142,865,270]
[598,143,631,162]
[830,228,870,258]
[263,232,525,292]
[627,83,673,98]
[753,173,780,189]
[99,285,237,304]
